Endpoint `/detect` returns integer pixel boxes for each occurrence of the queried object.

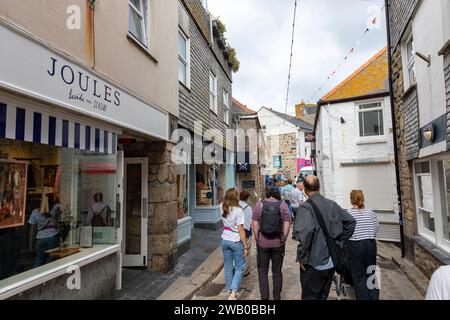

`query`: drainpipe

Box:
[385,0,406,258]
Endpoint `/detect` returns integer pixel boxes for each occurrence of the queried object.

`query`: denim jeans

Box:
[222,239,245,292]
[34,235,60,268]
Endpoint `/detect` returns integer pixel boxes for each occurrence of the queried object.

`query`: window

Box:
[178,30,190,86]
[209,72,217,113]
[223,91,230,124]
[439,161,450,241]
[404,34,416,88]
[129,0,148,46]
[358,102,384,137]
[415,162,435,234]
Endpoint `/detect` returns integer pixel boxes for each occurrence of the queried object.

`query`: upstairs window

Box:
[178,30,190,86]
[129,0,149,46]
[209,72,217,113]
[358,102,384,137]
[223,91,230,125]
[404,34,416,88]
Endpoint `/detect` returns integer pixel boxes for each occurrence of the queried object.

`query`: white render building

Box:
[314,48,401,242]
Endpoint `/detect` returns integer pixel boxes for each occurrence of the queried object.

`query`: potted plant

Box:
[49,206,81,258]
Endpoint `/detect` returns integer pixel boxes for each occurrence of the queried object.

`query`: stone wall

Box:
[279,133,297,179]
[414,242,445,279]
[391,46,417,260]
[123,141,178,273]
[9,253,117,300]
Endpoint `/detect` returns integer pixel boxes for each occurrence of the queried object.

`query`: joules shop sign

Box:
[0,22,169,140]
[47,57,121,112]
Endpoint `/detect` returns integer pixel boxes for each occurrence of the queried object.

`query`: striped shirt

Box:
[347,208,380,241]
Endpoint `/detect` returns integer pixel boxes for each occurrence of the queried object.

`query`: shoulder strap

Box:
[308,199,331,243]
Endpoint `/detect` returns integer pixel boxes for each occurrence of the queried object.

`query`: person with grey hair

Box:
[294,176,355,300]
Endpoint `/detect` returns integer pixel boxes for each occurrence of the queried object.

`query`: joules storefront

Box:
[0,18,171,298]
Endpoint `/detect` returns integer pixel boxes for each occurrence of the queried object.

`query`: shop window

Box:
[403,34,416,89]
[129,0,149,46]
[195,164,226,207]
[0,140,117,282]
[439,161,450,242]
[358,102,384,137]
[415,161,435,234]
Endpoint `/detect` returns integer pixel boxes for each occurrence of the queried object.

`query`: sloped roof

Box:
[231,97,256,115]
[260,107,313,131]
[320,47,389,103]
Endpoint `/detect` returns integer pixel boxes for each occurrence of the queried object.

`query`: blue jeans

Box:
[34,235,60,268]
[222,239,245,292]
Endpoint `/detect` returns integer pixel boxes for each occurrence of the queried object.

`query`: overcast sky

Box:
[208,0,387,114]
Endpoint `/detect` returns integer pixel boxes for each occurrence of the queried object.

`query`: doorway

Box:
[122,158,148,267]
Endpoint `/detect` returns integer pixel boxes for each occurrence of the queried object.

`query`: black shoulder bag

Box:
[308,199,351,279]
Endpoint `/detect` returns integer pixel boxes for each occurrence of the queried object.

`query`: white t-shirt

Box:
[426,266,450,300]
[221,204,245,242]
[239,200,252,232]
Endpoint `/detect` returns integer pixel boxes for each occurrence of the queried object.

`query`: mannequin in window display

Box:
[28,198,62,267]
[87,192,111,227]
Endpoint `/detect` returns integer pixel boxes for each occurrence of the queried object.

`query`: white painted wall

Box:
[442,0,450,41]
[412,0,447,126]
[315,97,399,218]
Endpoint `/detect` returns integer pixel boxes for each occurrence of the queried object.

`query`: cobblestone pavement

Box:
[113,227,222,300]
[193,228,424,301]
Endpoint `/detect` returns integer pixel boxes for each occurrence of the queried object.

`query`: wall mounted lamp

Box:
[423,125,435,142]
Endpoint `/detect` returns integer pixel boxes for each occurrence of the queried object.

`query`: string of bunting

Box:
[308,4,385,103]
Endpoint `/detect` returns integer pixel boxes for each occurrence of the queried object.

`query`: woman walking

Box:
[239,190,253,276]
[221,188,249,300]
[347,190,380,300]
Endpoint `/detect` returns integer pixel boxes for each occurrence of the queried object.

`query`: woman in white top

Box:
[347,190,380,300]
[221,188,248,300]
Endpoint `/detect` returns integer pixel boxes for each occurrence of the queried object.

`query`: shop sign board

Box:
[0,23,169,140]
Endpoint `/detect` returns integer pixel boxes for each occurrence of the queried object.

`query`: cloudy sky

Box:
[208,0,387,114]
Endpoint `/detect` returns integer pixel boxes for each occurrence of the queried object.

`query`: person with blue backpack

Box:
[252,188,291,300]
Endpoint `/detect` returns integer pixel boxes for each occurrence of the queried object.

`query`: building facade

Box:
[0,0,179,299]
[258,107,313,180]
[387,0,450,277]
[176,0,234,241]
[231,98,266,206]
[315,48,401,242]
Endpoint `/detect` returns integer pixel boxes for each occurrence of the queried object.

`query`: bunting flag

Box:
[308,6,385,103]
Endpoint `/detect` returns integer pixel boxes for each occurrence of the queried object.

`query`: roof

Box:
[259,107,314,131]
[231,97,256,115]
[320,47,389,103]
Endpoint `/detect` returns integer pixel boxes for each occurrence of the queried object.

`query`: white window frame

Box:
[223,91,230,125]
[128,0,149,47]
[209,72,218,114]
[413,157,450,254]
[356,101,386,140]
[401,31,416,90]
[178,29,191,88]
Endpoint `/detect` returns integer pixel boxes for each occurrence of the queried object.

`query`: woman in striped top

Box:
[347,190,380,300]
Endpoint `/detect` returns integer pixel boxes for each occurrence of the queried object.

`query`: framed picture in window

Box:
[0,160,28,229]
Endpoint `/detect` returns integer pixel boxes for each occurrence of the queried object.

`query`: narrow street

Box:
[192,228,424,300]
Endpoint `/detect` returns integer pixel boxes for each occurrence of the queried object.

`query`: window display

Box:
[176,165,189,219]
[195,164,227,207]
[0,139,117,282]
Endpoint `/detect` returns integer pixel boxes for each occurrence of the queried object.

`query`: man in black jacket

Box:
[293,176,356,300]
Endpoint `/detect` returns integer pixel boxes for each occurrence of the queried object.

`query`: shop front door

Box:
[123,158,148,267]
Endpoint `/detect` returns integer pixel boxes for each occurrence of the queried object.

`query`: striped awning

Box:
[0,102,118,154]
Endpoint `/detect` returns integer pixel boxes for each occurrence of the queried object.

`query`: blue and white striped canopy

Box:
[0,102,117,154]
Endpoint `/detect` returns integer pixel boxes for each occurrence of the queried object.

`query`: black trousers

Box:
[300,265,335,300]
[257,245,285,300]
[348,239,379,300]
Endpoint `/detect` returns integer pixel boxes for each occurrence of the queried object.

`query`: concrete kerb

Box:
[157,247,224,300]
